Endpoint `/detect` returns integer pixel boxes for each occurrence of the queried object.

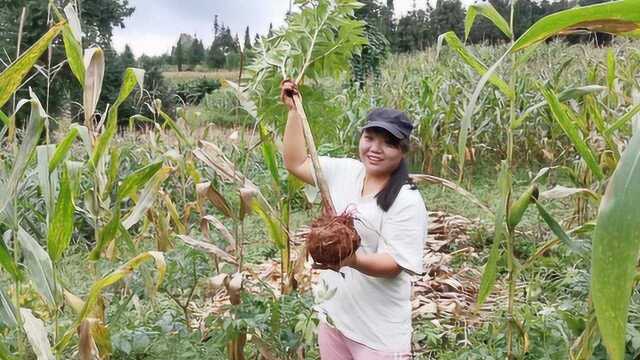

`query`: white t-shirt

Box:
[312,156,428,352]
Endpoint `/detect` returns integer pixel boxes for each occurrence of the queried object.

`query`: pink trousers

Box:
[317,322,413,360]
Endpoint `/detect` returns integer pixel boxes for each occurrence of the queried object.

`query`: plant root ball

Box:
[307,214,360,266]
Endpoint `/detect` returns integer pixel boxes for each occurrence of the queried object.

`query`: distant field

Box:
[163,67,239,84]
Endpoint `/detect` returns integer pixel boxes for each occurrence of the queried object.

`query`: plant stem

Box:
[506,2,517,357]
[12,225,24,356]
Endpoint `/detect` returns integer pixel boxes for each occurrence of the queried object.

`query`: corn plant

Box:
[437,0,640,358]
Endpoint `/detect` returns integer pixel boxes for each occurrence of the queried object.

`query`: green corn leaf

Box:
[250,200,286,250]
[534,200,575,249]
[117,160,163,201]
[259,123,280,187]
[0,340,17,360]
[49,127,79,173]
[17,227,59,306]
[510,0,640,53]
[0,286,17,328]
[158,110,190,146]
[437,31,513,99]
[542,87,604,180]
[121,166,172,230]
[607,48,616,92]
[60,3,84,85]
[90,68,144,168]
[0,231,21,281]
[476,161,510,307]
[457,51,509,176]
[47,167,75,263]
[89,205,120,261]
[56,251,165,352]
[0,110,9,128]
[128,114,154,132]
[605,104,640,135]
[0,90,46,216]
[106,147,121,194]
[592,130,640,360]
[465,2,512,41]
[37,144,58,217]
[0,22,64,108]
[513,85,607,129]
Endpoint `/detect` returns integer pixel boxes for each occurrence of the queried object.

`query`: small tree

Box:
[243,26,252,51]
[175,38,184,71]
[191,38,205,67]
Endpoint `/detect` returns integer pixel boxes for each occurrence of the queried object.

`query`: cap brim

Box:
[360,121,406,139]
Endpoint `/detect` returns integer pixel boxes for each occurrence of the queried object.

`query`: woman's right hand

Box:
[280,79,299,111]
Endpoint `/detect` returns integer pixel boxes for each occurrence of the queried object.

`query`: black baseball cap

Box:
[361,108,413,140]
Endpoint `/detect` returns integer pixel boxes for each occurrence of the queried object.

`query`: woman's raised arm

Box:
[281,80,314,184]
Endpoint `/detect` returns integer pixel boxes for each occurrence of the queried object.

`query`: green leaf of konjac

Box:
[592,131,640,360]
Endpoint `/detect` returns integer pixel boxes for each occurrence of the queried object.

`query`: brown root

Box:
[307,213,360,266]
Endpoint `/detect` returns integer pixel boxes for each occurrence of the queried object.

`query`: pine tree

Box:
[243,26,252,51]
[175,38,184,71]
[120,44,136,68]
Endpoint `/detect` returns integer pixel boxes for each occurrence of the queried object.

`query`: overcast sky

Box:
[112,0,473,57]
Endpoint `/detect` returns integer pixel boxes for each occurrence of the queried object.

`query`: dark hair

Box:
[362,127,417,212]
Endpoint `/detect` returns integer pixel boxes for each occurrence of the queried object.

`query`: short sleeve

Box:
[379,189,428,275]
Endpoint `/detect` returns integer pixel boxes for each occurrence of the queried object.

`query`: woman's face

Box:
[358,129,404,178]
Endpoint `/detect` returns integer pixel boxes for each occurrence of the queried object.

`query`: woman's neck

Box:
[361,172,390,197]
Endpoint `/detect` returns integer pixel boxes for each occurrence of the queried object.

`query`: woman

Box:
[281,80,427,360]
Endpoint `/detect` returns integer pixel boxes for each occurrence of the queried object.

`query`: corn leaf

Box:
[49,127,79,173]
[592,131,640,360]
[158,110,190,146]
[259,123,281,187]
[203,215,236,248]
[510,0,640,53]
[89,206,120,261]
[513,85,608,129]
[605,104,640,135]
[196,182,235,218]
[90,68,144,168]
[534,200,576,249]
[47,167,75,263]
[457,51,509,176]
[476,161,510,306]
[0,287,17,328]
[117,160,163,201]
[437,31,513,99]
[177,234,237,264]
[250,200,286,250]
[57,251,165,352]
[465,3,512,41]
[20,308,55,360]
[0,231,21,281]
[0,22,64,108]
[0,90,46,217]
[61,4,84,85]
[17,227,59,306]
[542,88,604,180]
[122,166,171,230]
[36,145,58,217]
[82,48,105,125]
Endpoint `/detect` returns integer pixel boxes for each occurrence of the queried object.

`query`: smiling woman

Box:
[281,81,428,359]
